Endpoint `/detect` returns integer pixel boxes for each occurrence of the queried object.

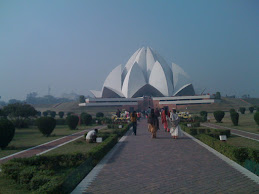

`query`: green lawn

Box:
[208,112,259,134]
[0,125,98,158]
[226,135,259,150]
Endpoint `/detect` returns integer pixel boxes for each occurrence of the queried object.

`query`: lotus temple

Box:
[80,47,217,110]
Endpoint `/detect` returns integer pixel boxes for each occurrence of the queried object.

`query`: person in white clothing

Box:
[169,109,183,139]
[86,129,98,143]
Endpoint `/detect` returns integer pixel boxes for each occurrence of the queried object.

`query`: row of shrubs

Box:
[37,111,106,119]
[1,122,133,193]
[181,124,259,176]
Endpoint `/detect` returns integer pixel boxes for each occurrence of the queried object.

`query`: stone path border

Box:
[201,123,259,142]
[72,128,132,194]
[0,126,105,164]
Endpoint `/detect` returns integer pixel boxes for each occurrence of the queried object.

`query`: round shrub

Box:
[229,109,236,114]
[249,107,254,113]
[96,112,104,118]
[58,111,64,118]
[37,111,41,117]
[43,111,48,117]
[50,111,56,118]
[66,115,79,130]
[0,118,15,149]
[36,117,56,137]
[254,112,259,126]
[239,107,246,114]
[230,112,239,126]
[213,111,225,123]
[82,113,92,125]
[200,111,207,122]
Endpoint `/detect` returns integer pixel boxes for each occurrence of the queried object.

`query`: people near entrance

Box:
[86,129,98,143]
[130,111,138,135]
[169,109,183,139]
[116,109,121,118]
[137,112,141,121]
[146,107,151,118]
[161,107,170,132]
[147,109,159,138]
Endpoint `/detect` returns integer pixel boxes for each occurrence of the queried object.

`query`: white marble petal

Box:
[122,62,146,98]
[146,47,156,78]
[172,63,190,91]
[90,90,102,98]
[135,47,147,81]
[173,83,195,96]
[149,61,174,96]
[103,64,122,92]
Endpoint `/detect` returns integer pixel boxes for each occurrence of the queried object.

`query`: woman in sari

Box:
[169,109,183,139]
[147,109,159,138]
[161,107,170,132]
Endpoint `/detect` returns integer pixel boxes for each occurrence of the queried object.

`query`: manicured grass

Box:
[0,125,98,158]
[208,112,259,134]
[226,135,259,150]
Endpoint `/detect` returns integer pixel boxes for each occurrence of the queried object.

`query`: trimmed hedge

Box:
[66,115,79,130]
[230,111,239,126]
[239,107,246,114]
[0,118,15,149]
[254,112,259,126]
[213,111,225,123]
[36,117,56,137]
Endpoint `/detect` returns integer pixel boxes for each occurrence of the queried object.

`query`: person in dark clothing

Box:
[116,109,121,118]
[130,111,137,135]
[147,109,159,138]
[154,108,160,130]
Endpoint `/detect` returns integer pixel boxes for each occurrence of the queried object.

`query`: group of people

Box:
[131,107,183,139]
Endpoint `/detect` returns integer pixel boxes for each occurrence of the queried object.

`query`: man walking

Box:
[130,111,137,135]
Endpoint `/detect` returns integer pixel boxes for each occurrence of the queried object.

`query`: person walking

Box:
[154,108,160,130]
[130,111,137,135]
[169,109,183,139]
[161,107,170,132]
[147,109,159,138]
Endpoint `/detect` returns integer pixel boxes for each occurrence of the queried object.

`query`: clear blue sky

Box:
[0,0,258,101]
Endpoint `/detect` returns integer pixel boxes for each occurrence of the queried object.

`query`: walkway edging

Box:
[71,128,133,194]
[183,131,259,184]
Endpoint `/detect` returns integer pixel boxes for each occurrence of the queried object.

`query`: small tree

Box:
[239,107,246,114]
[200,111,207,122]
[36,117,56,137]
[249,107,254,113]
[58,111,64,118]
[96,112,104,118]
[66,112,73,117]
[215,92,221,99]
[43,111,48,117]
[37,111,41,117]
[66,115,79,130]
[229,109,236,114]
[213,111,225,123]
[82,113,92,125]
[79,95,85,103]
[230,111,239,126]
[50,111,56,118]
[0,118,15,149]
[254,112,259,126]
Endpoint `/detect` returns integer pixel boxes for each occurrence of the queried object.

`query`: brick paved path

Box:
[0,126,104,164]
[201,123,259,142]
[81,119,259,193]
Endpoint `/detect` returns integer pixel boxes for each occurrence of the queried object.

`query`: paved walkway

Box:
[74,119,259,193]
[0,126,104,164]
[201,123,259,142]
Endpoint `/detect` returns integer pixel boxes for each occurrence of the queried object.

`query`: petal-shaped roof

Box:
[122,62,146,98]
[102,86,124,98]
[172,63,190,91]
[103,64,122,92]
[90,90,102,98]
[149,61,174,96]
[146,47,156,78]
[174,83,195,96]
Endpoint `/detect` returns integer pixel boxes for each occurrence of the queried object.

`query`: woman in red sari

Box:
[161,108,170,132]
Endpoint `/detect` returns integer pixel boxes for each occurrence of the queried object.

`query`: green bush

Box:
[66,112,74,117]
[249,107,254,113]
[239,107,246,114]
[244,160,259,176]
[36,117,56,136]
[200,111,207,122]
[229,109,236,114]
[192,122,200,127]
[96,112,104,118]
[233,148,249,163]
[58,111,64,118]
[37,111,41,117]
[230,111,239,126]
[254,112,259,126]
[190,128,197,135]
[192,116,203,122]
[43,111,48,117]
[213,111,225,123]
[56,118,66,125]
[66,115,79,130]
[50,111,56,118]
[82,113,92,125]
[0,118,15,149]
[19,166,38,186]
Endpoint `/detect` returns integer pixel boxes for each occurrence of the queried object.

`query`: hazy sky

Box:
[1,0,258,101]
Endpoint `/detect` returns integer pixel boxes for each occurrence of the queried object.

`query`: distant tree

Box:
[0,101,6,106]
[8,99,22,104]
[82,113,92,125]
[213,111,225,123]
[229,109,236,114]
[96,112,104,118]
[66,115,79,130]
[79,95,85,103]
[67,112,74,117]
[58,111,64,118]
[199,111,207,122]
[36,117,56,136]
[230,111,239,126]
[0,118,15,149]
[248,107,254,113]
[37,111,41,117]
[215,92,221,99]
[43,111,48,117]
[239,107,246,114]
[254,112,259,126]
[50,111,56,118]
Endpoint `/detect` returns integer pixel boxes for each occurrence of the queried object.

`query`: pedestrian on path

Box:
[86,129,98,143]
[169,109,183,139]
[147,109,159,138]
[130,111,138,135]
[161,107,170,132]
